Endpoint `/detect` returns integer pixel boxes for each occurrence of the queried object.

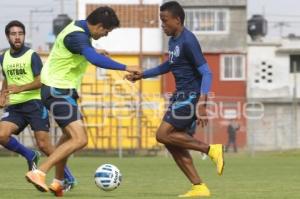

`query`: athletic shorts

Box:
[41,84,82,128]
[1,99,50,134]
[163,91,200,132]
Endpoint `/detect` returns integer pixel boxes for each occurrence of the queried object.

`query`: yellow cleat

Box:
[178,184,211,197]
[208,144,225,176]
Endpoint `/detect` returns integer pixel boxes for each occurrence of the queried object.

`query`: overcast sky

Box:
[0,0,76,51]
[0,0,299,51]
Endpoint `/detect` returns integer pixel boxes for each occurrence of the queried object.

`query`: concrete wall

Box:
[163,0,247,53]
[247,102,300,151]
[198,8,247,53]
[248,41,300,98]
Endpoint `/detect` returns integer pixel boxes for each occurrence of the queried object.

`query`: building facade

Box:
[247,37,300,151]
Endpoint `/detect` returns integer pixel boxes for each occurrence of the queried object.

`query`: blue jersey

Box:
[168,28,207,92]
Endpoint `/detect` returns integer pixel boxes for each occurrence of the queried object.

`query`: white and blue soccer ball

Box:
[94,164,122,191]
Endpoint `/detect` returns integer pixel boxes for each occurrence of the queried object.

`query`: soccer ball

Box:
[94,164,122,191]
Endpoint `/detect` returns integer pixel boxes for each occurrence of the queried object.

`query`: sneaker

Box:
[63,178,77,192]
[49,180,64,197]
[25,170,49,192]
[27,150,41,171]
[208,144,225,176]
[178,184,211,197]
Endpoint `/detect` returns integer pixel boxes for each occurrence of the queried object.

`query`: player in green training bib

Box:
[25,7,140,196]
[0,20,76,192]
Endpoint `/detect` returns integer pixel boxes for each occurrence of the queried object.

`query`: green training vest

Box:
[2,49,40,104]
[41,21,89,89]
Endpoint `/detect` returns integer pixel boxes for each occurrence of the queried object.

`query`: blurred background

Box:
[0,0,300,156]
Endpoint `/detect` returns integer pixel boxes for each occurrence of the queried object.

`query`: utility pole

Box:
[29,8,53,47]
[273,22,289,38]
[292,61,298,147]
[60,0,64,13]
[137,0,144,149]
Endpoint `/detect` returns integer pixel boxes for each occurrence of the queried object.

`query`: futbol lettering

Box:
[6,62,27,78]
[7,68,27,76]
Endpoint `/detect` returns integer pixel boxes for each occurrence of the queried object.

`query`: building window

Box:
[142,56,161,79]
[290,55,300,73]
[185,9,229,33]
[221,55,245,80]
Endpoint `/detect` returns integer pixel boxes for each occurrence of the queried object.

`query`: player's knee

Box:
[81,138,88,148]
[156,131,168,144]
[0,131,10,144]
[36,140,51,154]
[74,136,88,149]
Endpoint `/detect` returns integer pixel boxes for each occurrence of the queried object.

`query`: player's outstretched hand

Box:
[196,106,208,127]
[124,72,143,83]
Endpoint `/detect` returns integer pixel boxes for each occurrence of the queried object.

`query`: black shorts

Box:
[1,99,50,134]
[163,91,200,131]
[41,84,82,128]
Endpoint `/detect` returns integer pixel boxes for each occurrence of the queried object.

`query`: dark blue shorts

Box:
[163,91,200,132]
[1,99,50,134]
[41,84,82,128]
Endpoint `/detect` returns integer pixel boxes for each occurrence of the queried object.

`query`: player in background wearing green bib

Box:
[0,20,76,192]
[25,7,140,196]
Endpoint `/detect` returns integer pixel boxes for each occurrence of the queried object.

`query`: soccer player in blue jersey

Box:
[0,20,76,191]
[125,1,224,197]
[25,7,140,196]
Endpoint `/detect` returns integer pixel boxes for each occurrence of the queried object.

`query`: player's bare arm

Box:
[7,76,42,94]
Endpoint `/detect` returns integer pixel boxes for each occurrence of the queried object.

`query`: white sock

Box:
[52,178,65,186]
[34,169,46,176]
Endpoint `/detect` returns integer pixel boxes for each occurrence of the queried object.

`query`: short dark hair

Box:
[5,20,26,36]
[87,6,120,29]
[160,1,185,25]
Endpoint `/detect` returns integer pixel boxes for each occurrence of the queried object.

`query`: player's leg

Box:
[164,143,210,197]
[225,139,230,152]
[0,109,39,171]
[165,144,202,184]
[157,121,224,176]
[26,120,87,192]
[26,86,86,193]
[233,138,238,153]
[46,120,87,194]
[50,132,77,194]
[34,130,64,196]
[28,99,77,191]
[48,133,70,196]
[156,121,210,153]
[0,121,37,164]
[57,133,77,190]
[161,92,224,175]
[34,131,55,155]
[34,131,77,191]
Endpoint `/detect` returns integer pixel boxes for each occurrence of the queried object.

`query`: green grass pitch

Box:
[0,151,299,199]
